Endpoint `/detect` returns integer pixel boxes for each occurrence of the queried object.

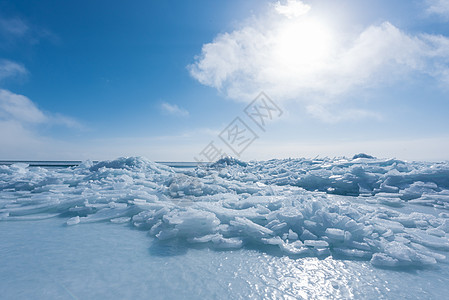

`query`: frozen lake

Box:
[2,156,449,298]
[2,218,449,299]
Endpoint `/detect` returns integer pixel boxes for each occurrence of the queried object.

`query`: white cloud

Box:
[274,0,310,19]
[0,89,47,123]
[426,0,449,18]
[189,1,449,108]
[0,88,85,159]
[50,113,83,129]
[160,102,189,117]
[0,60,27,81]
[0,17,28,37]
[0,88,84,127]
[0,15,58,46]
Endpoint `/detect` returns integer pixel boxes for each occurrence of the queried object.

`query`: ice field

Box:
[2,156,449,299]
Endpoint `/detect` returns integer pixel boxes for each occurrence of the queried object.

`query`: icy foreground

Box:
[1,156,449,268]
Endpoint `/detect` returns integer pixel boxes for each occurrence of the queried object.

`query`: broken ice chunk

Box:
[66,216,80,226]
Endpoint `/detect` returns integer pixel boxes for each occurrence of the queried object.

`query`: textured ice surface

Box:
[2,218,449,300]
[2,156,449,268]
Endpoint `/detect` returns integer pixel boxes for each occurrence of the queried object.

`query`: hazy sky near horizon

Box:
[0,0,448,161]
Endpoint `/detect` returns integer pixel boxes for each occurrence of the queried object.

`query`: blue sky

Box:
[0,0,448,161]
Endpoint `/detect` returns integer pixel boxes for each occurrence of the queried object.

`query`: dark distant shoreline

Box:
[0,161,202,168]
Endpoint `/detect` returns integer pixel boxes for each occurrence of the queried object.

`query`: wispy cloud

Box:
[426,0,449,18]
[0,15,58,47]
[49,113,84,129]
[0,88,83,128]
[306,104,383,123]
[0,88,85,159]
[0,89,47,123]
[0,60,27,82]
[160,102,189,117]
[0,17,28,37]
[189,0,449,117]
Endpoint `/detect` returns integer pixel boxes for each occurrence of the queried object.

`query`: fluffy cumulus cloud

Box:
[426,0,449,17]
[160,102,189,117]
[189,0,449,104]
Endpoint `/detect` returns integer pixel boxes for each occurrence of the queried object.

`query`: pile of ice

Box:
[206,156,449,203]
[1,156,449,268]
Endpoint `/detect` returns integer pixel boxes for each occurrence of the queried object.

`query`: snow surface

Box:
[1,156,449,269]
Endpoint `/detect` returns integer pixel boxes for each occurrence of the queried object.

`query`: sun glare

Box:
[273,17,333,70]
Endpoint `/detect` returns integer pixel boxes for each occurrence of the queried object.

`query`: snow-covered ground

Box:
[1,156,449,298]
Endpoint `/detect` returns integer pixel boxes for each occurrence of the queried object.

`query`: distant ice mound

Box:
[352,153,376,159]
[210,156,248,167]
[2,156,449,268]
[89,156,172,173]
